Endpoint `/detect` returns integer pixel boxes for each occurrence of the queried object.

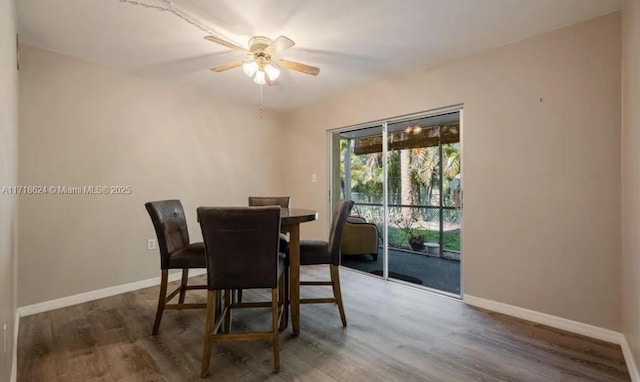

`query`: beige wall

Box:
[0,0,18,379]
[18,45,285,306]
[622,0,640,369]
[284,13,622,330]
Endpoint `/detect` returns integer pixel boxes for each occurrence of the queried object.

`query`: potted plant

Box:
[409,233,426,251]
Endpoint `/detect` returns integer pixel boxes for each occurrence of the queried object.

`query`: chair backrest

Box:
[347,216,366,224]
[248,196,291,208]
[145,200,190,269]
[197,206,281,290]
[328,200,355,265]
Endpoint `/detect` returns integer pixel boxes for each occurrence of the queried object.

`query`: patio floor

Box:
[341,247,461,295]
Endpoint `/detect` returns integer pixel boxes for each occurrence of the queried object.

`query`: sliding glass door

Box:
[331,110,462,296]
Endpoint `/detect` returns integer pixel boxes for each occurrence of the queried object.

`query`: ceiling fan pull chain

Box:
[259,85,264,120]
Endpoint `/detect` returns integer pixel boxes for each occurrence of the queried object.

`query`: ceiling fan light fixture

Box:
[243,61,259,77]
[253,70,266,85]
[264,63,280,81]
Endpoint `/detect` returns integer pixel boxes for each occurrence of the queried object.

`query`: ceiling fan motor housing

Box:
[248,36,272,53]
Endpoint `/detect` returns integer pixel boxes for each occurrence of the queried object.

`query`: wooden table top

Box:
[280,208,318,225]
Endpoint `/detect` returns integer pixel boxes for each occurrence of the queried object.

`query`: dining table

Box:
[279,208,318,336]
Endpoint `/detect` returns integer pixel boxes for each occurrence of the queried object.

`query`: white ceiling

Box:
[17,0,622,111]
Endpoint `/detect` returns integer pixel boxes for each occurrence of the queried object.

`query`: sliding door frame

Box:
[327,104,463,289]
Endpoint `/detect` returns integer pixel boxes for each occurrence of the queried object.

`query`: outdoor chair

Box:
[341,216,379,261]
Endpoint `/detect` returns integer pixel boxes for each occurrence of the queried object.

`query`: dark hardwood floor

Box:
[18,266,630,381]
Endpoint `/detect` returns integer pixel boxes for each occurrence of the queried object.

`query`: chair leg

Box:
[330,265,347,327]
[285,267,290,325]
[200,290,217,378]
[279,267,289,331]
[152,270,169,335]
[278,272,286,331]
[178,268,189,304]
[224,289,232,333]
[271,287,280,373]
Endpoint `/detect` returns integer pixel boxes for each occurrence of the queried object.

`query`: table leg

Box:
[288,224,300,336]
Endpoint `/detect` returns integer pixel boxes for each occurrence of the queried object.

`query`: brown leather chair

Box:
[248,196,290,253]
[248,196,291,208]
[341,216,379,261]
[197,206,286,378]
[241,196,291,306]
[299,199,354,326]
[145,200,207,335]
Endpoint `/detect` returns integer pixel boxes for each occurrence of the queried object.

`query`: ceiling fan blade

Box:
[277,59,320,76]
[204,36,249,53]
[265,35,295,57]
[210,61,244,72]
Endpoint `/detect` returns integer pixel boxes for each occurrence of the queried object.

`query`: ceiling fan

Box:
[204,35,320,85]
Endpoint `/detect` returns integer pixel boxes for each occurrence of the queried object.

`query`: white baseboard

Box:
[622,336,640,382]
[10,308,18,382]
[18,270,207,317]
[467,292,640,380]
[463,294,622,344]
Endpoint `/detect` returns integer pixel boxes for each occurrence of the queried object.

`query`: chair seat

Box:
[300,239,331,265]
[167,242,206,269]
